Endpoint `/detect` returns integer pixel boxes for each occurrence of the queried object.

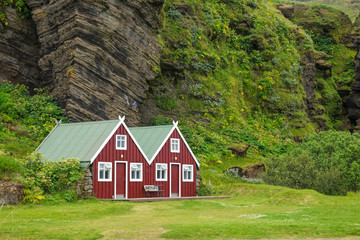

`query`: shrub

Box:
[23,187,45,204]
[263,131,360,195]
[197,182,212,196]
[20,153,83,194]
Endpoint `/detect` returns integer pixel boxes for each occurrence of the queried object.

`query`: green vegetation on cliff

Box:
[150,0,356,185]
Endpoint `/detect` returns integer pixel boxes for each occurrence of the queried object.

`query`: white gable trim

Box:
[175,125,200,167]
[90,120,123,164]
[149,122,200,167]
[148,124,177,164]
[90,116,150,164]
[122,121,151,164]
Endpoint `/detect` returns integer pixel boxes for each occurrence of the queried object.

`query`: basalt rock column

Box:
[0,7,40,89]
[28,0,163,124]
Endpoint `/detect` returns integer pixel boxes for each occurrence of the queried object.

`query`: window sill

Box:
[98,179,112,182]
[129,179,143,182]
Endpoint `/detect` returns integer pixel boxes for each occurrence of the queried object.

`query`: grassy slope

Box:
[290,0,360,22]
[1,184,360,239]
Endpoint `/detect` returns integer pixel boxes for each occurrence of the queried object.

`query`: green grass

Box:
[1,184,360,239]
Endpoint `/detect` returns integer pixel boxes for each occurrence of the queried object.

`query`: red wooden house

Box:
[36,116,200,199]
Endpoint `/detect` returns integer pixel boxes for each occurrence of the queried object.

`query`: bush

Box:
[197,182,212,196]
[263,131,360,195]
[20,153,83,194]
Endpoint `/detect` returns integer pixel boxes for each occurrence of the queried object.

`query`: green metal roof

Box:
[36,120,119,168]
[129,125,173,161]
[36,120,174,168]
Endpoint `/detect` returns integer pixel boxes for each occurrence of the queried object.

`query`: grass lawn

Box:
[1,183,360,239]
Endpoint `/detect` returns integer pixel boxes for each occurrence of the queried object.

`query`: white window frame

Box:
[156,163,168,181]
[170,138,180,153]
[182,164,194,182]
[116,135,127,150]
[130,163,143,182]
[98,162,112,182]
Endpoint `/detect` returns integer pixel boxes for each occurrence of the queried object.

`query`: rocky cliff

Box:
[0,7,40,89]
[1,0,163,124]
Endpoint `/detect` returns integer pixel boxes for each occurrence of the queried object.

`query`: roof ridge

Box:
[129,125,173,129]
[60,119,120,126]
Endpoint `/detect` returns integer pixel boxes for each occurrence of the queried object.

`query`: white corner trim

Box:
[149,125,177,164]
[36,121,60,152]
[175,126,200,167]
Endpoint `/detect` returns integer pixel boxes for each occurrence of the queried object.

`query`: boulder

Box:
[228,143,249,158]
[244,162,266,179]
[0,180,25,205]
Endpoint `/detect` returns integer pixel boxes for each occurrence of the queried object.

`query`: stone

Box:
[228,143,249,158]
[244,162,265,179]
[76,167,93,198]
[0,180,25,205]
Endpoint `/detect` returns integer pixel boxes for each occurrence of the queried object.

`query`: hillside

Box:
[0,0,359,184]
[289,0,360,22]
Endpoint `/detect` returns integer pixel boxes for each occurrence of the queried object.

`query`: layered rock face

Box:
[27,0,163,124]
[348,19,360,128]
[0,7,40,89]
[278,3,354,130]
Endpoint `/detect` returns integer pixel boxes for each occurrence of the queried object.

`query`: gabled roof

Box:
[129,125,174,161]
[36,117,200,168]
[36,120,119,168]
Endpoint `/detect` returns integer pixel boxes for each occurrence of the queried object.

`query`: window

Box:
[98,162,112,181]
[116,135,127,150]
[183,165,193,182]
[156,163,168,181]
[170,138,180,153]
[130,163,143,181]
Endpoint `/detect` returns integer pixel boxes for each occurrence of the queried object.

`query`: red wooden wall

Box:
[92,124,197,199]
[152,130,197,197]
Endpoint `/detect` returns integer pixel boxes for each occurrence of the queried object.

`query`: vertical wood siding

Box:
[93,125,197,199]
[151,129,197,198]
